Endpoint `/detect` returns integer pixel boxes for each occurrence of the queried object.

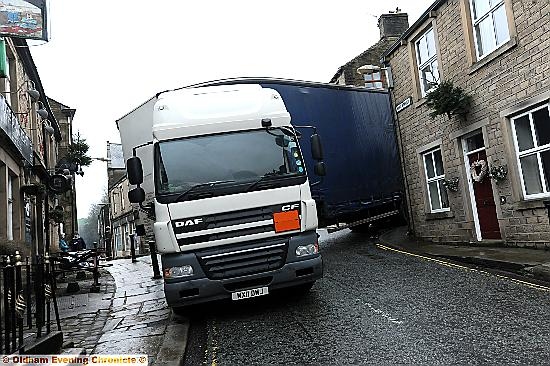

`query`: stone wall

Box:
[386,0,550,247]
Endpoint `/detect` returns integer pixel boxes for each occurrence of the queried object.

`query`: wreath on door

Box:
[470,159,488,183]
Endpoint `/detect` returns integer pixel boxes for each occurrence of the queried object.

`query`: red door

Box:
[469,150,501,239]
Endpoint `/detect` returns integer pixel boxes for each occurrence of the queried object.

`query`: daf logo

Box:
[175,218,204,227]
[281,204,300,211]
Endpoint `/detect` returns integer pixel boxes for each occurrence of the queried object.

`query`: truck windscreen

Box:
[155,128,307,200]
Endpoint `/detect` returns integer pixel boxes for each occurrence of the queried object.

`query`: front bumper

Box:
[162,231,323,307]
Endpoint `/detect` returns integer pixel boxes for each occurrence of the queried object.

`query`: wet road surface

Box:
[183,229,550,365]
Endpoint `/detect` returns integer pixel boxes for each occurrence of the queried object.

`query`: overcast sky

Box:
[29,0,433,219]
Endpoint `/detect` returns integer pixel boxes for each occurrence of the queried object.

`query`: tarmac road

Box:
[183,229,550,365]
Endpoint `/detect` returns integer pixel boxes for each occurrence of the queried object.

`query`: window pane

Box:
[493,4,509,45]
[541,150,550,192]
[429,181,441,210]
[514,115,534,151]
[472,0,491,19]
[421,67,433,94]
[466,132,484,152]
[438,180,449,208]
[475,17,496,56]
[364,74,373,81]
[417,37,428,65]
[520,154,543,195]
[430,60,439,85]
[476,17,495,56]
[424,153,435,178]
[434,149,444,176]
[533,107,550,147]
[426,29,436,58]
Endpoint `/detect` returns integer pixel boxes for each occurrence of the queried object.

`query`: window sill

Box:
[426,210,454,220]
[468,37,518,75]
[415,97,428,108]
[514,198,550,211]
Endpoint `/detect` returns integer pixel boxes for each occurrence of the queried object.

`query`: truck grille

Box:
[172,203,300,246]
[195,238,288,280]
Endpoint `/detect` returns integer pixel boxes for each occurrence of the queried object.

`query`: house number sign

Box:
[396,97,412,113]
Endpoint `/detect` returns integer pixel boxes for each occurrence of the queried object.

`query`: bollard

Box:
[14,252,23,347]
[148,241,163,279]
[25,257,32,328]
[129,235,137,263]
[90,244,101,293]
[3,256,11,353]
[44,254,51,334]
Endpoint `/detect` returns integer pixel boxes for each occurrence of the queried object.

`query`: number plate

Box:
[231,286,269,301]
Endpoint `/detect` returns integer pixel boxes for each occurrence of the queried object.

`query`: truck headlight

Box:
[295,244,318,257]
[164,265,194,278]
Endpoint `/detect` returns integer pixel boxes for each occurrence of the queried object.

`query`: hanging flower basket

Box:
[442,177,460,192]
[50,206,65,224]
[20,183,46,197]
[470,159,488,183]
[425,81,473,121]
[489,164,508,182]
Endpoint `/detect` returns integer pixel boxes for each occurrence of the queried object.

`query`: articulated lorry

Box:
[116,78,403,310]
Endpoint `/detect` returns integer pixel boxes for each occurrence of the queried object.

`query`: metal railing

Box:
[0,252,60,354]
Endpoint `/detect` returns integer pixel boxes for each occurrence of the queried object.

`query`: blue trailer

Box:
[181,78,405,230]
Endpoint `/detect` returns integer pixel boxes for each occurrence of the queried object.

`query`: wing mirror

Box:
[128,187,145,203]
[127,157,143,185]
[314,161,326,176]
[311,134,323,161]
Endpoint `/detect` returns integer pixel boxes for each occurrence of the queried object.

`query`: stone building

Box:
[106,142,141,258]
[0,37,64,256]
[48,97,77,239]
[382,0,550,247]
[330,11,409,88]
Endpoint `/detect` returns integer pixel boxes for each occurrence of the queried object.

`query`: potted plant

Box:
[425,81,473,121]
[442,177,460,192]
[20,183,46,197]
[50,206,65,224]
[489,164,508,183]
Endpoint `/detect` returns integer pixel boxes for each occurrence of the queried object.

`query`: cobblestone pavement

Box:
[55,256,188,365]
[56,268,115,351]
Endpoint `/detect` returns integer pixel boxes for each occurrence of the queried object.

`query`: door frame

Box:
[461,129,485,241]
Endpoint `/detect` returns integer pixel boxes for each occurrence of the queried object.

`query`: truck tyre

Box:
[172,306,188,316]
[292,281,315,294]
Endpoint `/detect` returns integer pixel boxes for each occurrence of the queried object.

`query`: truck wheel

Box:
[172,306,188,316]
[292,281,315,293]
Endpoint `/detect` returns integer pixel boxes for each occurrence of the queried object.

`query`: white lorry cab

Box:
[117,83,325,310]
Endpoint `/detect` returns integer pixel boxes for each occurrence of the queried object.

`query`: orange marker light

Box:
[273,210,300,233]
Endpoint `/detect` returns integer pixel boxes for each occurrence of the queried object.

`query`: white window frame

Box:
[7,174,13,240]
[364,72,383,89]
[511,104,550,200]
[423,148,450,213]
[415,27,439,97]
[469,0,510,59]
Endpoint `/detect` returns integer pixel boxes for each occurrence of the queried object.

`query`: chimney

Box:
[378,11,409,39]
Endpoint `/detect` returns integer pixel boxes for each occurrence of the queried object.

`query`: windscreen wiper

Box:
[246,172,300,192]
[173,180,235,202]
